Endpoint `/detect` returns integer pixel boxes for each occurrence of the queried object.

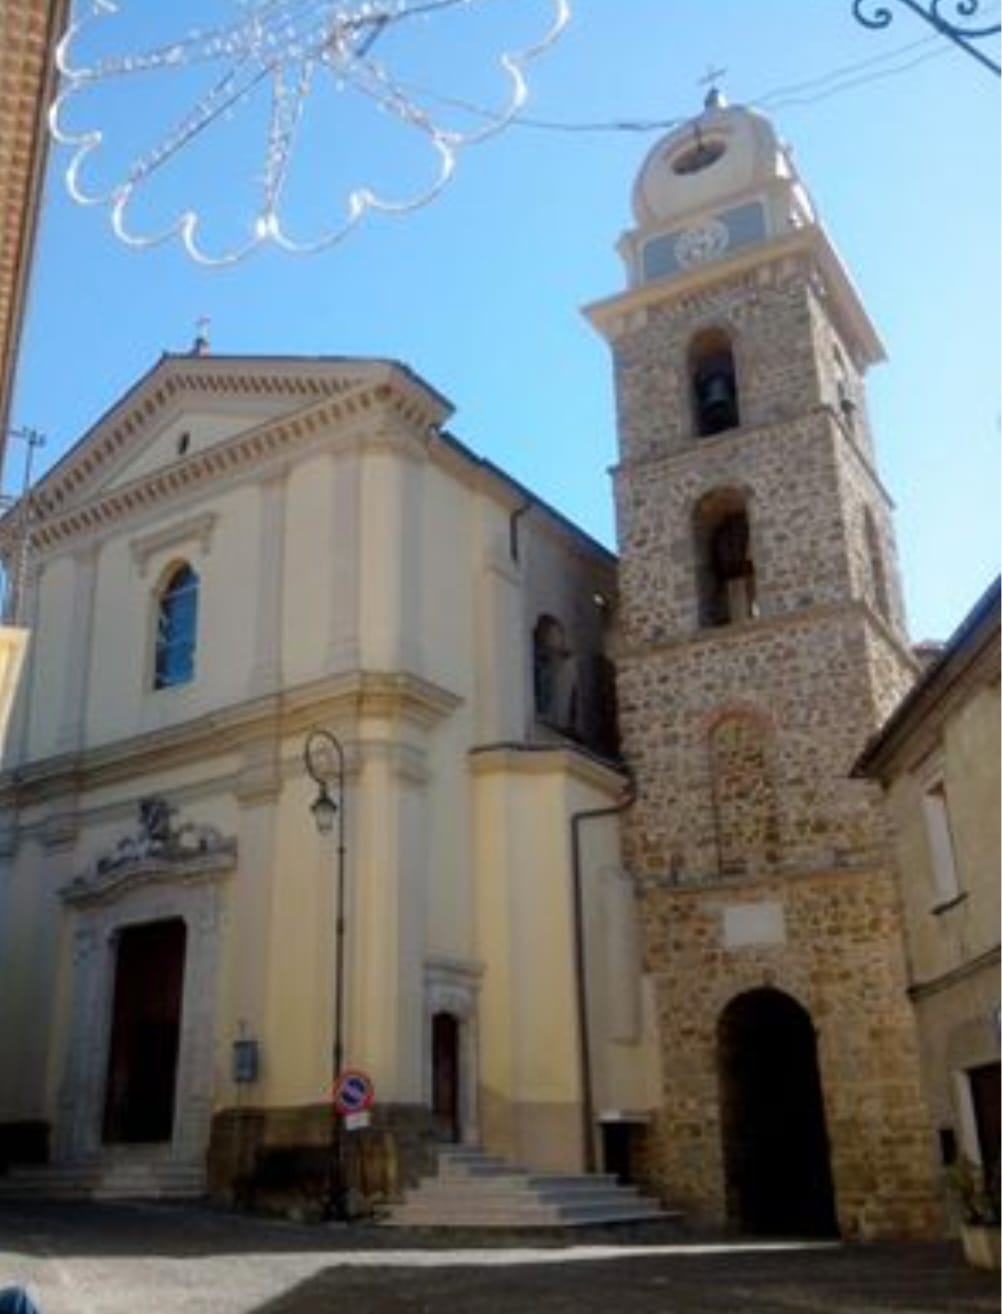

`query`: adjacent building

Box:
[855,579,1001,1183]
[0,0,69,748]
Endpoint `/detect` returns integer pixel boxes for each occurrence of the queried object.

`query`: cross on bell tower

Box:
[698,63,728,109]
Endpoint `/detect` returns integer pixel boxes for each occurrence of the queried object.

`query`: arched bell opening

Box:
[690,328,741,438]
[693,487,757,627]
[717,987,838,1238]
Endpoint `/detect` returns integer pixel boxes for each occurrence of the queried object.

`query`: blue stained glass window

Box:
[154,563,199,689]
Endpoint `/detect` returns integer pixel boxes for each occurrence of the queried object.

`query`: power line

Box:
[393,18,994,136]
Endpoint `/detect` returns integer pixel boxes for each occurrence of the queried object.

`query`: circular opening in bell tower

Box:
[671,138,726,176]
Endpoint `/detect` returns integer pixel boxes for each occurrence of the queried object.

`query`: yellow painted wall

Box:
[888,678,1000,985]
[0,375,642,1176]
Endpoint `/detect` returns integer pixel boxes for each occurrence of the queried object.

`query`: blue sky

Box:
[10,0,1001,641]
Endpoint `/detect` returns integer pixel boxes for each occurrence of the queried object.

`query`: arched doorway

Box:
[717,987,837,1237]
[431,1012,461,1143]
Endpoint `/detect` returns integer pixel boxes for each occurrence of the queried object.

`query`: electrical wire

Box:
[391,12,998,135]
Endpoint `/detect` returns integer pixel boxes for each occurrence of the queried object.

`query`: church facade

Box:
[0,354,654,1200]
[0,95,948,1237]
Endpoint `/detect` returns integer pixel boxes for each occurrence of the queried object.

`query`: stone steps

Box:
[386,1145,678,1229]
[0,1160,206,1201]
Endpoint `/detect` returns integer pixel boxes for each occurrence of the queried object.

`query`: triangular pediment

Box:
[29,354,447,519]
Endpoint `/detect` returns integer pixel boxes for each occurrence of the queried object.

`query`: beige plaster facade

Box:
[585,94,941,1239]
[0,0,68,450]
[0,0,68,757]
[855,579,1001,1187]
[0,354,654,1197]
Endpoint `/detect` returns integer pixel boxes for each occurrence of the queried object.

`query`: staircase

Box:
[386,1145,678,1229]
[0,1157,205,1201]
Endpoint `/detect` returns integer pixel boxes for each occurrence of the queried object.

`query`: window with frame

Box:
[920,768,960,905]
[154,562,199,689]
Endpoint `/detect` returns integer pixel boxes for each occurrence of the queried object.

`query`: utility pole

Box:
[2,426,45,624]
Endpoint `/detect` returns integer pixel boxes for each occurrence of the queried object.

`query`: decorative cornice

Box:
[584,225,884,369]
[130,511,219,577]
[24,356,450,515]
[61,849,236,908]
[469,742,627,795]
[59,796,237,907]
[3,358,616,583]
[0,669,461,808]
[615,598,917,675]
[10,382,408,559]
[610,405,897,513]
[1,360,454,560]
[0,0,72,458]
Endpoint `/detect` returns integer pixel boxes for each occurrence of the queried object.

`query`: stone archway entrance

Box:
[717,987,837,1237]
[102,918,187,1144]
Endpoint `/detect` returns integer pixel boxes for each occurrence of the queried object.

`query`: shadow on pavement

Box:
[244,1246,999,1314]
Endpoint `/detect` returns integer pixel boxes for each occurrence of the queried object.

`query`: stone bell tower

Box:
[585,91,940,1239]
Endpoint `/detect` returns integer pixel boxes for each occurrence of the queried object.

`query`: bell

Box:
[698,370,738,433]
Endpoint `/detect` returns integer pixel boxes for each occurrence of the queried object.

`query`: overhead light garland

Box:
[51,0,571,265]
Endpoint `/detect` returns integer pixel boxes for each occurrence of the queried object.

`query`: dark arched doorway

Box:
[717,988,837,1237]
[431,1012,461,1143]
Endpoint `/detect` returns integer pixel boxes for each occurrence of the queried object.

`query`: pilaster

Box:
[249,469,288,697]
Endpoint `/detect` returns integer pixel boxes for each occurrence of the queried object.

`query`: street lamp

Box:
[304,728,347,1221]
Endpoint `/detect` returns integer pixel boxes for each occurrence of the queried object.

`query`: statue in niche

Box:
[139,796,174,852]
[93,797,228,875]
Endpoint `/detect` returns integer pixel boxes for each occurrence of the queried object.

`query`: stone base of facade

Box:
[206,1102,439,1213]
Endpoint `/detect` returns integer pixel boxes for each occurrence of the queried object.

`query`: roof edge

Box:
[853,576,1001,778]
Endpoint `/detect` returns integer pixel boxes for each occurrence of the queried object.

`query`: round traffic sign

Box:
[332,1068,375,1115]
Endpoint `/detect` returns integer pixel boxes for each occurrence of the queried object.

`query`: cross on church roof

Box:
[192,315,211,356]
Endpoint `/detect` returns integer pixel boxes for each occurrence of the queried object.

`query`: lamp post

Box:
[304,728,347,1221]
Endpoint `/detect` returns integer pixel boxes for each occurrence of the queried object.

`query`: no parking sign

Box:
[332,1068,375,1120]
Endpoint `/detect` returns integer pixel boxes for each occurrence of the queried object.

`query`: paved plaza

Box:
[0,1200,997,1313]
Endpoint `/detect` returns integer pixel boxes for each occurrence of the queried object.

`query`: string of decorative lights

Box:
[48,1,995,264]
[51,0,571,265]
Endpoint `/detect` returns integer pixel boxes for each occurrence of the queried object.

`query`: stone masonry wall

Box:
[636,867,942,1240]
[612,252,823,464]
[834,437,909,640]
[616,608,904,885]
[808,290,877,464]
[614,411,859,647]
[606,244,936,1237]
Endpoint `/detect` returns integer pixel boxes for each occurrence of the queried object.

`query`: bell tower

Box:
[586,93,940,1239]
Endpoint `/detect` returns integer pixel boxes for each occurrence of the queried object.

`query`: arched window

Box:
[690,329,740,437]
[709,712,779,877]
[863,509,890,621]
[832,344,856,436]
[693,489,757,627]
[533,614,570,726]
[154,563,199,689]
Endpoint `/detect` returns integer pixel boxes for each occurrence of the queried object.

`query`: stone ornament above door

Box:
[61,796,236,908]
